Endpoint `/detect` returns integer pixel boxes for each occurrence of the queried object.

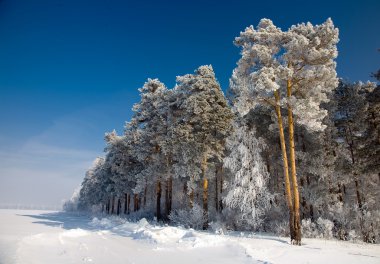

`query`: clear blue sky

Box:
[0,0,379,208]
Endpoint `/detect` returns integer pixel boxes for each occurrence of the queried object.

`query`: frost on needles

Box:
[65,18,380,245]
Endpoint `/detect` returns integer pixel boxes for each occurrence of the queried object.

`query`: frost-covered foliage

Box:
[78,157,108,211]
[72,19,379,244]
[301,218,334,239]
[63,186,81,212]
[169,204,205,230]
[172,65,234,179]
[77,65,233,228]
[232,18,338,132]
[223,120,271,230]
[230,18,339,245]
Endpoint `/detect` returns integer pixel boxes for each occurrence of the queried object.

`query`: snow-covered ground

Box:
[0,209,379,264]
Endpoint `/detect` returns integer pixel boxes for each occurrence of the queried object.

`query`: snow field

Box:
[0,209,379,264]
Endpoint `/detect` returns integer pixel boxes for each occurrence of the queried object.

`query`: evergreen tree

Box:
[231,18,339,244]
[128,79,170,220]
[223,119,272,230]
[173,65,233,229]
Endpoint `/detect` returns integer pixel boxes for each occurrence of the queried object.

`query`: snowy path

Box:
[0,209,379,264]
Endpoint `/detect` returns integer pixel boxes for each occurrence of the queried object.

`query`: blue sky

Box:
[0,0,379,208]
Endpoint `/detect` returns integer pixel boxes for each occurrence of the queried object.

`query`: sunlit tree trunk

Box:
[274,90,295,241]
[286,80,301,245]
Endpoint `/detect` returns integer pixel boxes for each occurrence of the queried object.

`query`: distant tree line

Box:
[65,18,380,245]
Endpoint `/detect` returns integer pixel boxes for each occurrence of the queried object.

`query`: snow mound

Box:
[178,230,227,248]
[60,228,89,238]
[89,217,115,229]
[133,226,187,244]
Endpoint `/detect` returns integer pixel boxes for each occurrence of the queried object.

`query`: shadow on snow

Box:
[18,211,289,246]
[18,211,97,231]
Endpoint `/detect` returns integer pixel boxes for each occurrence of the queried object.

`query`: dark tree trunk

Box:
[355,179,363,210]
[168,176,173,216]
[156,181,162,221]
[127,194,131,215]
[117,198,121,215]
[338,183,344,202]
[219,167,224,211]
[215,164,223,213]
[143,185,147,208]
[124,193,128,214]
[111,196,115,214]
[134,194,139,212]
[183,182,188,205]
[165,179,169,220]
[215,171,219,213]
[310,204,314,220]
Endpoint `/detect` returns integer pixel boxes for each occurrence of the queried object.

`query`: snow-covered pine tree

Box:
[223,119,272,230]
[78,157,107,211]
[333,80,379,242]
[128,79,171,220]
[232,18,339,244]
[173,65,233,229]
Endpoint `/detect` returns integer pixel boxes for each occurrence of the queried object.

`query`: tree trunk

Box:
[143,185,147,208]
[116,198,121,215]
[274,90,295,242]
[354,179,363,210]
[202,155,208,230]
[215,164,223,213]
[164,177,173,220]
[127,194,131,215]
[203,177,208,230]
[165,179,169,220]
[215,167,219,213]
[219,167,224,211]
[111,196,115,214]
[124,193,128,214]
[338,183,344,202]
[134,194,139,212]
[156,181,162,221]
[106,199,110,214]
[168,176,173,215]
[183,182,188,205]
[287,79,301,245]
[189,177,194,209]
[310,204,314,220]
